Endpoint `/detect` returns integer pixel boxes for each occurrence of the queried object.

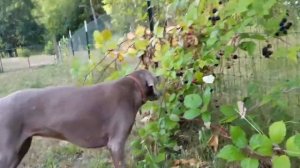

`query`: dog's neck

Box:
[126,75,146,104]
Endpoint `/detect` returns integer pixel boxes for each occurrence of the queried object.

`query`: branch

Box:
[82,52,110,85]
[95,58,118,82]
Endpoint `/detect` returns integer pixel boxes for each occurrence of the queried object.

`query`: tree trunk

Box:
[89,0,98,29]
[53,36,59,63]
[27,57,31,68]
[0,52,3,72]
[14,48,18,57]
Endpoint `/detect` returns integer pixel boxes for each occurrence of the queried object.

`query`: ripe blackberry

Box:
[281,18,287,23]
[232,54,238,59]
[212,8,218,14]
[286,22,292,29]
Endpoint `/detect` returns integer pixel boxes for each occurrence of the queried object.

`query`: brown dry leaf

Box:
[174,159,181,166]
[208,134,219,152]
[166,26,177,33]
[192,35,199,46]
[173,158,202,167]
[171,37,178,47]
[145,28,151,35]
[181,159,189,165]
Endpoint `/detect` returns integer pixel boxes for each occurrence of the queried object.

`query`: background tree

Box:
[0,0,44,57]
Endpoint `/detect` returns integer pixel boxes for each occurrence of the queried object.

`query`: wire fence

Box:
[0,44,56,72]
[212,29,300,122]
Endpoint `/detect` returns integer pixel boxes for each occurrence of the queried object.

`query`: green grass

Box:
[0,64,72,97]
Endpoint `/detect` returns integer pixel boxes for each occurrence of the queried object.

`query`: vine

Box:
[71,0,300,167]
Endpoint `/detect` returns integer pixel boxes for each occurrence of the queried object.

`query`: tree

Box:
[33,0,105,38]
[0,0,44,57]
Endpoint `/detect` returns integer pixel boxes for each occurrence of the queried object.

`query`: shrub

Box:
[44,40,55,55]
[17,48,31,57]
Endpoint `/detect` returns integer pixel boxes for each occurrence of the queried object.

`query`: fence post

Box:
[146,0,154,32]
[0,52,3,72]
[69,30,75,56]
[58,41,62,63]
[84,20,91,59]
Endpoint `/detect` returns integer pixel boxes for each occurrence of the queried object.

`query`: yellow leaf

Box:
[135,25,146,37]
[94,31,103,49]
[155,43,161,51]
[127,48,137,56]
[117,53,124,62]
[135,39,149,50]
[103,4,112,14]
[93,30,112,49]
[101,29,112,41]
[194,71,203,82]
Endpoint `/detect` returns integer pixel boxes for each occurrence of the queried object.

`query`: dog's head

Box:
[130,69,161,101]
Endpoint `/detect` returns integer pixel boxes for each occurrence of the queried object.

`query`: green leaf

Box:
[155,152,166,163]
[220,105,236,117]
[235,0,252,13]
[269,121,286,144]
[183,109,201,120]
[288,47,299,63]
[184,3,198,25]
[184,94,202,109]
[239,33,266,40]
[203,86,212,107]
[217,145,246,162]
[230,126,248,148]
[239,41,256,56]
[201,87,212,112]
[241,158,259,168]
[202,112,211,126]
[135,25,146,37]
[154,25,164,38]
[164,118,178,130]
[286,135,300,157]
[169,114,180,122]
[194,71,203,82]
[135,39,149,50]
[294,134,300,149]
[249,134,273,156]
[224,45,236,58]
[272,155,291,168]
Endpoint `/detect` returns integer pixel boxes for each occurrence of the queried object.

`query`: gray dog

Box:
[0,69,160,168]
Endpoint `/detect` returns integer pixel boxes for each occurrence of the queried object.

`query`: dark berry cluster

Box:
[216,50,224,60]
[275,18,293,36]
[262,44,273,58]
[208,8,221,25]
[232,54,239,60]
[176,68,184,77]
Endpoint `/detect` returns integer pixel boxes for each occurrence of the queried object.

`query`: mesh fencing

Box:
[211,29,300,122]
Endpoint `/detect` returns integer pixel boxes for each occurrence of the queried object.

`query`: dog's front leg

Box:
[107,139,126,168]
